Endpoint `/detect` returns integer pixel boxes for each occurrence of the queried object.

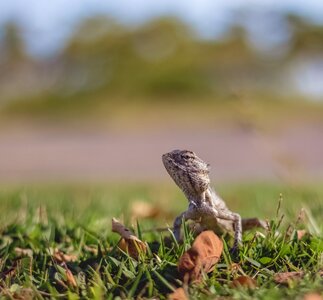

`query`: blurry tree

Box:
[60,17,211,98]
[61,17,128,93]
[1,22,27,66]
[59,16,285,99]
[287,14,323,56]
[129,18,210,97]
[2,13,323,116]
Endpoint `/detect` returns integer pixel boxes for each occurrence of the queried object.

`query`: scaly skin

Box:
[162,149,267,250]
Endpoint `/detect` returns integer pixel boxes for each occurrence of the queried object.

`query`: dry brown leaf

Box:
[15,247,33,257]
[178,230,223,282]
[297,230,307,240]
[230,276,257,289]
[112,218,147,259]
[65,267,77,288]
[13,288,34,300]
[131,201,161,220]
[303,293,323,300]
[52,249,77,263]
[112,218,141,240]
[84,245,99,255]
[168,288,188,300]
[118,238,147,260]
[273,271,304,284]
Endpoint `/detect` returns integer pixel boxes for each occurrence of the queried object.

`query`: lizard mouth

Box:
[161,153,172,168]
[161,153,168,162]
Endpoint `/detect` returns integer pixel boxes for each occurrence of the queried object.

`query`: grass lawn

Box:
[2,95,323,131]
[0,183,322,299]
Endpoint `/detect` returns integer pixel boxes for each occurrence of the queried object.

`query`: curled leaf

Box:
[117,238,147,260]
[168,287,188,300]
[112,218,140,240]
[178,230,223,282]
[14,247,33,258]
[303,293,323,300]
[112,218,147,259]
[131,201,161,220]
[297,230,307,240]
[65,267,77,288]
[230,276,257,289]
[273,271,304,284]
[83,245,99,255]
[13,287,34,300]
[52,249,77,263]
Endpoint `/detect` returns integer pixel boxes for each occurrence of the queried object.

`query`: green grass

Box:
[0,183,322,299]
[3,95,323,131]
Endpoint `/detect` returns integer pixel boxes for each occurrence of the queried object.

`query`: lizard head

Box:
[162,150,210,198]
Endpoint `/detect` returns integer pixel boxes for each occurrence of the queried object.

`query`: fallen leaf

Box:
[303,293,323,300]
[112,218,147,259]
[65,267,77,288]
[178,230,223,282]
[84,245,99,255]
[131,201,161,220]
[297,230,307,240]
[168,288,188,300]
[117,238,147,259]
[112,218,140,240]
[52,249,78,263]
[13,288,34,300]
[273,271,304,284]
[14,247,33,257]
[230,276,257,289]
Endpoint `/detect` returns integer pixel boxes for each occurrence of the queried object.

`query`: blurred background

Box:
[1,0,323,185]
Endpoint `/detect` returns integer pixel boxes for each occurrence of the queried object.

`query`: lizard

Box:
[162,149,267,251]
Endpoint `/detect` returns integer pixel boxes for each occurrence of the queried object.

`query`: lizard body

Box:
[162,149,266,250]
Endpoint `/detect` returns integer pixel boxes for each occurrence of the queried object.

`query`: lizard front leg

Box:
[207,207,242,250]
[173,208,198,241]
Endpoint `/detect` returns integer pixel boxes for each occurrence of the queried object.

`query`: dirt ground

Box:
[0,124,322,184]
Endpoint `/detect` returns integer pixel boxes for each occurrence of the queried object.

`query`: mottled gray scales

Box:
[162,149,267,250]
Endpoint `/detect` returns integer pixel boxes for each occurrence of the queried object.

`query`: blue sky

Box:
[1,0,323,55]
